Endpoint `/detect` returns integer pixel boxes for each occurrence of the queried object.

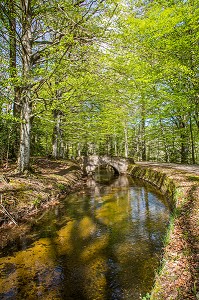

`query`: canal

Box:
[0,168,170,300]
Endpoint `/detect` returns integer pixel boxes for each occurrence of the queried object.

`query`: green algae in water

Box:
[0,173,170,300]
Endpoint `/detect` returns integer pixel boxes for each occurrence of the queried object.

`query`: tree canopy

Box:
[0,0,198,171]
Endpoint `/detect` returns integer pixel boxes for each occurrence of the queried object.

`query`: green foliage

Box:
[0,0,198,164]
[142,293,151,300]
[32,195,42,208]
[57,183,66,191]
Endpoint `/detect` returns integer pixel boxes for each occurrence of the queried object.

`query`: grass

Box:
[56,182,66,191]
[142,293,151,300]
[187,175,199,182]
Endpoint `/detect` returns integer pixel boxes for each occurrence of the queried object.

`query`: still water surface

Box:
[0,171,170,300]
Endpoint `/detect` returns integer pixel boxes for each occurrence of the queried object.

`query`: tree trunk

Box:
[52,109,61,159]
[18,98,32,172]
[180,120,189,164]
[9,0,21,159]
[114,137,117,156]
[141,101,146,161]
[159,118,169,162]
[189,115,195,164]
[124,124,128,158]
[9,0,18,111]
[18,0,32,173]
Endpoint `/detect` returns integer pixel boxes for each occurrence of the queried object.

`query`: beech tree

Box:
[105,0,199,163]
[0,0,198,166]
[0,0,119,171]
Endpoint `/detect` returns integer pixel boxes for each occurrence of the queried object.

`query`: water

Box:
[0,169,170,300]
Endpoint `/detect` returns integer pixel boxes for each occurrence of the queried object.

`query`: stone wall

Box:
[129,164,199,300]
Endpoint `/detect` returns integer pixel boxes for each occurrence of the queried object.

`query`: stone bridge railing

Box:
[77,155,134,175]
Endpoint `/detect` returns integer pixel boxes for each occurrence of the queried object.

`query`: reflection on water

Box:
[0,169,170,300]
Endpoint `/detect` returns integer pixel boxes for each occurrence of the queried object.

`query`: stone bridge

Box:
[77,155,134,176]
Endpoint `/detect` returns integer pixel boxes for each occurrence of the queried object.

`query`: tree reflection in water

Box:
[0,169,170,300]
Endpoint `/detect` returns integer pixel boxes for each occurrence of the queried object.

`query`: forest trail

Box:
[136,162,199,175]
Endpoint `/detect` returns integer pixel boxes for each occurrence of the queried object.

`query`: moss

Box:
[130,164,199,300]
[56,182,66,191]
[187,175,199,182]
[32,195,42,207]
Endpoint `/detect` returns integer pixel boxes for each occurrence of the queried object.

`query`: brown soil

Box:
[0,158,84,236]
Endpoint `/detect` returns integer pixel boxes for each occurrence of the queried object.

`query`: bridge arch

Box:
[92,162,120,175]
[78,155,134,176]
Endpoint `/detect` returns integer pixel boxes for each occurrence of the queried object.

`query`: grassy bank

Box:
[0,158,83,235]
[129,163,199,300]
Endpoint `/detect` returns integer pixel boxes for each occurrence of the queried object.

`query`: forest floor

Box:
[135,162,199,300]
[0,158,84,248]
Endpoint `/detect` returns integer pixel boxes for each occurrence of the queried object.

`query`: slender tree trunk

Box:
[189,115,195,164]
[147,144,150,161]
[159,118,169,162]
[141,101,146,161]
[9,0,16,85]
[114,137,117,156]
[65,143,69,158]
[170,126,177,163]
[136,125,140,161]
[157,138,160,161]
[141,120,146,160]
[124,123,128,158]
[106,135,110,156]
[18,0,32,173]
[9,0,19,115]
[194,111,199,130]
[180,120,189,164]
[19,98,32,171]
[8,0,21,158]
[52,109,61,159]
[77,143,81,157]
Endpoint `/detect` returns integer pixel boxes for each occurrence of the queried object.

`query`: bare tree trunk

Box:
[189,115,195,164]
[180,120,189,164]
[114,137,117,156]
[9,0,18,111]
[9,0,21,159]
[18,0,32,173]
[77,143,81,157]
[141,101,146,161]
[124,123,128,158]
[52,109,61,159]
[19,98,32,171]
[159,118,169,162]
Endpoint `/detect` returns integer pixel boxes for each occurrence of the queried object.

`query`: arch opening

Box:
[94,164,120,175]
[93,164,119,184]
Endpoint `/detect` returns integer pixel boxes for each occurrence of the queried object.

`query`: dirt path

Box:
[137,161,199,175]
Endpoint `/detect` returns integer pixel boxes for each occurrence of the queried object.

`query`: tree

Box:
[0,0,198,166]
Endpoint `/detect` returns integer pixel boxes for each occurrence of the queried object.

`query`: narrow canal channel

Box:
[0,168,170,300]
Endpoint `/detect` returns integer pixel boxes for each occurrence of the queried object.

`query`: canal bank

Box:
[129,162,199,300]
[0,158,84,248]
